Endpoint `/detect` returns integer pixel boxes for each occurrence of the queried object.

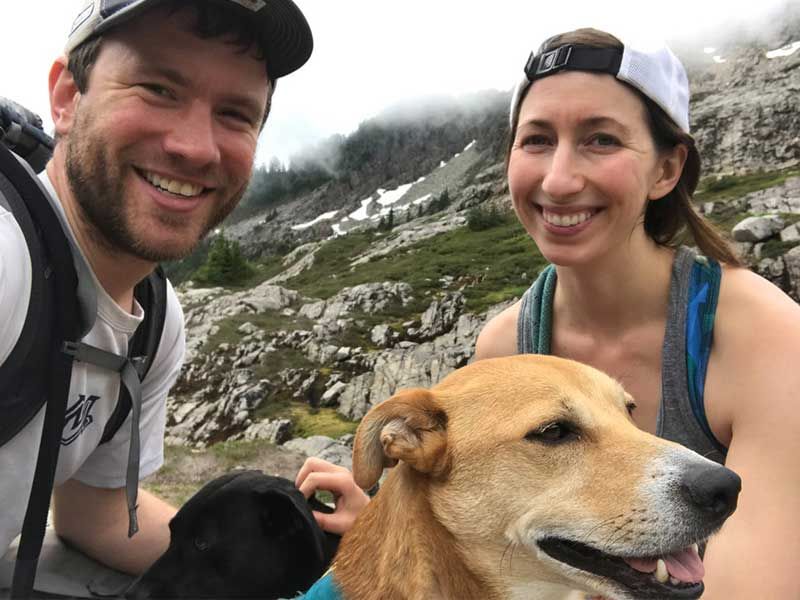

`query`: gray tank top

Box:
[516,247,727,465]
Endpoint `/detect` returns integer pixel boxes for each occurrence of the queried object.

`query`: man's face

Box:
[63,6,270,261]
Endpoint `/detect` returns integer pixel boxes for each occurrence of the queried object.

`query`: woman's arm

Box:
[701,270,800,599]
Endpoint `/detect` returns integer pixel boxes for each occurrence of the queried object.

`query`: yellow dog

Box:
[327,355,740,600]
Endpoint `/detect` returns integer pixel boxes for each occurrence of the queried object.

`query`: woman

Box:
[475,28,800,598]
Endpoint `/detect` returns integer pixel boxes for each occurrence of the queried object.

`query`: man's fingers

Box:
[312,509,352,536]
[297,471,354,500]
[295,457,348,488]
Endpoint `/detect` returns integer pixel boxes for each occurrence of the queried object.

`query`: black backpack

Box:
[0,99,168,598]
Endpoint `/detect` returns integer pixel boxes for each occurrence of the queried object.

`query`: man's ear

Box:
[648,143,688,201]
[49,56,80,137]
[352,388,449,490]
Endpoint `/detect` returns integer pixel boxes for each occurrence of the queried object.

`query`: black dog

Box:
[125,471,339,599]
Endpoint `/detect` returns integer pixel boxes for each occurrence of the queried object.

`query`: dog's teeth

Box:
[655,559,669,583]
[691,543,699,553]
[670,576,681,585]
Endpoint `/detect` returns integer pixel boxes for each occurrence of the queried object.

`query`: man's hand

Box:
[295,457,370,535]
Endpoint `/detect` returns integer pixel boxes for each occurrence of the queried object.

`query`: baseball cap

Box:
[510,39,690,133]
[66,0,313,79]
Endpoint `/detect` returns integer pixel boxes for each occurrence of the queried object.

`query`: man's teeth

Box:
[144,171,203,197]
[542,209,594,227]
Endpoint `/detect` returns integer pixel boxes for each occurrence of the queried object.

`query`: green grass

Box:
[201,310,315,353]
[284,212,544,315]
[255,399,359,439]
[695,167,800,204]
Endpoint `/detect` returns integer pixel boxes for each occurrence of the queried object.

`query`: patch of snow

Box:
[766,41,800,59]
[438,160,447,168]
[349,198,374,221]
[713,55,726,64]
[417,176,426,183]
[377,183,414,206]
[463,140,476,152]
[412,193,432,205]
[291,209,339,231]
[331,223,345,236]
[703,47,716,54]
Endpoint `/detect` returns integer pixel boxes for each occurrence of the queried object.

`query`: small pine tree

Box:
[193,233,255,286]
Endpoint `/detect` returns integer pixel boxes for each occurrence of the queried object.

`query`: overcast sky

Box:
[1,0,795,167]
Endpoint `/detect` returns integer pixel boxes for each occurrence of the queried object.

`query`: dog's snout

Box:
[680,463,741,520]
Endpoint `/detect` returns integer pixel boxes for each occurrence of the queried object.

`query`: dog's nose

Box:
[680,463,741,520]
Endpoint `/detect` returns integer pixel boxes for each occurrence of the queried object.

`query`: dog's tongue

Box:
[623,546,705,583]
[663,547,705,582]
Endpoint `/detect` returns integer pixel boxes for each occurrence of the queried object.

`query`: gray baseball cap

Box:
[66,0,313,78]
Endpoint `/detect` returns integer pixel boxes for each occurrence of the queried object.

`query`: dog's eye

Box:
[526,422,577,444]
[194,536,210,552]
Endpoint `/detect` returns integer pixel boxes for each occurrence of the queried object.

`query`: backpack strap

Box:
[99,266,168,446]
[685,255,727,456]
[0,143,82,600]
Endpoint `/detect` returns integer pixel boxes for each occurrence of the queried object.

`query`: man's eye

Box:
[141,84,174,98]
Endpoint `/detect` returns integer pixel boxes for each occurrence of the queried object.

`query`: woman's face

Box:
[508,71,675,268]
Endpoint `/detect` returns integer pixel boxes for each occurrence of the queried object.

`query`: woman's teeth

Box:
[542,208,595,227]
[143,171,204,197]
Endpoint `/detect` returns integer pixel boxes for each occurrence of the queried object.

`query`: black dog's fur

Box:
[125,471,339,599]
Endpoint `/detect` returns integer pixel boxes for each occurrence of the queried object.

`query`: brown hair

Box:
[67,0,275,124]
[507,28,741,266]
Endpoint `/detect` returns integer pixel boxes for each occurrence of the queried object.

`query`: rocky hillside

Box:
[150,28,800,500]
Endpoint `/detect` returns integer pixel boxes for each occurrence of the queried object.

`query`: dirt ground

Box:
[142,440,309,507]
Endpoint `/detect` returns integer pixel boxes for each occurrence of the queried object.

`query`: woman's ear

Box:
[49,56,80,137]
[648,143,688,201]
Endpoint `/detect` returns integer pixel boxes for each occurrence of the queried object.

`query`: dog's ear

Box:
[353,388,449,489]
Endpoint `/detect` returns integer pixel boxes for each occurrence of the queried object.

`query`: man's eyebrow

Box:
[138,64,266,121]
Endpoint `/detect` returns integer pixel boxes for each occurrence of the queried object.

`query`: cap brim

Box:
[66,0,313,79]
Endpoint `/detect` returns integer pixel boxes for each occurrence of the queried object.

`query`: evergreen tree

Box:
[193,233,255,286]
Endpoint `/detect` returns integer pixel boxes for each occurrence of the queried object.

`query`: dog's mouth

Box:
[538,537,706,599]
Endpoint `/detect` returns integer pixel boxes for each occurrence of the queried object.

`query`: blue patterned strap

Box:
[686,255,727,456]
[524,264,557,355]
[298,571,343,600]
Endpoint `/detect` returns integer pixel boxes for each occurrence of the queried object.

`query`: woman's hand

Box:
[295,457,370,535]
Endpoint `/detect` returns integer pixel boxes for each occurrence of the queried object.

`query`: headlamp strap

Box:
[524,45,623,81]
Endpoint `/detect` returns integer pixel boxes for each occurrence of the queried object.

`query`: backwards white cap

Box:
[510,40,690,133]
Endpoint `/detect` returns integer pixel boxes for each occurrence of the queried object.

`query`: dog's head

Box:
[353,354,740,600]
[126,471,338,599]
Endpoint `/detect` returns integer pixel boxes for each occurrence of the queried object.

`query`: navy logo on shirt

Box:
[62,395,99,445]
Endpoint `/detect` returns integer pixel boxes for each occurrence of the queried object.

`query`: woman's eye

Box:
[588,133,620,147]
[520,134,551,148]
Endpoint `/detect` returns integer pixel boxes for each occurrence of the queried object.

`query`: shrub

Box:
[467,205,505,231]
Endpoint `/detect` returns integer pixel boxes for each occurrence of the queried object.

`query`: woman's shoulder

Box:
[474,300,522,360]
[718,265,800,331]
[714,264,800,380]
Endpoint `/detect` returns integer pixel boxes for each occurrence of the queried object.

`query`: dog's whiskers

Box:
[500,540,517,575]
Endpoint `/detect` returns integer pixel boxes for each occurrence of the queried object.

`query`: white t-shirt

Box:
[0,173,185,554]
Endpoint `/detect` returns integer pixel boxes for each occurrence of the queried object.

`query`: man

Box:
[0,0,312,577]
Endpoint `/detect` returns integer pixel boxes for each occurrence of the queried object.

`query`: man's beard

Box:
[64,109,244,263]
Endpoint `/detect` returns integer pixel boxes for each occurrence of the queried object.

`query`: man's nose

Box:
[161,102,221,168]
[540,144,585,199]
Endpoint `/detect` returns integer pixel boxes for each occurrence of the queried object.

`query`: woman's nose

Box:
[541,144,585,199]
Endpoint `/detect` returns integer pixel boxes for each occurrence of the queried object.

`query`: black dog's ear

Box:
[258,489,327,565]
